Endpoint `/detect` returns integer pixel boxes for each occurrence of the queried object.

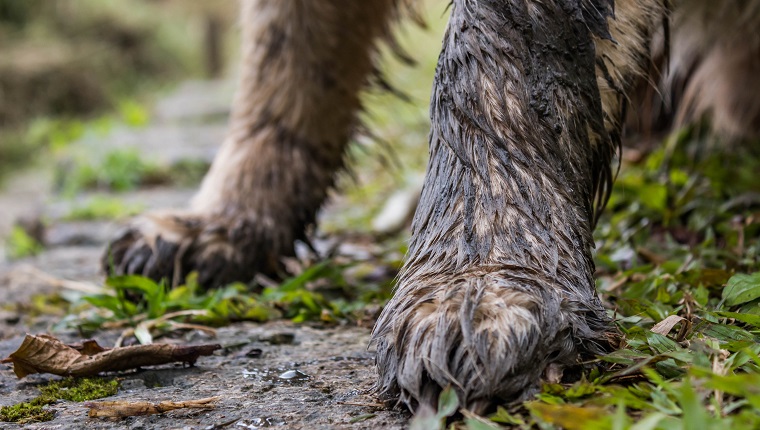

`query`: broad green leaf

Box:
[646,332,680,354]
[107,275,163,296]
[701,324,755,343]
[600,349,651,365]
[714,311,760,327]
[489,406,526,425]
[83,295,124,315]
[722,273,760,306]
[677,379,708,430]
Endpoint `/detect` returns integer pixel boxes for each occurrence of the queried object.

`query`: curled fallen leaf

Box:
[1,334,220,378]
[650,315,691,341]
[650,315,686,336]
[85,396,220,418]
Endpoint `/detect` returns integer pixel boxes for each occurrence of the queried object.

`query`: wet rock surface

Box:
[0,80,410,429]
[0,323,409,429]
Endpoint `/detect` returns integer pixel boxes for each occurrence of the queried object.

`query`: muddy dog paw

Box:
[103,210,291,288]
[372,268,611,413]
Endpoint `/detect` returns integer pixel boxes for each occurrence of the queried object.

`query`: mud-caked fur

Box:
[104,0,752,415]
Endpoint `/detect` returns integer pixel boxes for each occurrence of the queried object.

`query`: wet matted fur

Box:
[371,0,662,412]
[103,0,757,414]
[104,0,402,287]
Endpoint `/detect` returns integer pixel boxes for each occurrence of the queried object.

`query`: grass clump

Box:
[0,377,118,424]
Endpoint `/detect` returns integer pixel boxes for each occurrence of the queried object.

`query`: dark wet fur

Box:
[103,0,406,288]
[372,0,618,412]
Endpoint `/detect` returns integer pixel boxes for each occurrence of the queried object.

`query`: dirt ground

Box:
[0,80,412,429]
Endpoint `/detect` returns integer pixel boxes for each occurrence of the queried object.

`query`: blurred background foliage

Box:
[0,0,237,179]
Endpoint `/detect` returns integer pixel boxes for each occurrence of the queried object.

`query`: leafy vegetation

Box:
[0,377,118,424]
[64,256,397,342]
[68,130,760,427]
[0,0,229,180]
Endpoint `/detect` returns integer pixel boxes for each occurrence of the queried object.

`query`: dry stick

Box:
[86,396,220,418]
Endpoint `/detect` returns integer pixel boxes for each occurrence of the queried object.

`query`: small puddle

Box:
[235,417,286,429]
[276,369,309,381]
[241,368,311,384]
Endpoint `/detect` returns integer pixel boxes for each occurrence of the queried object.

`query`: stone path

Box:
[0,80,410,429]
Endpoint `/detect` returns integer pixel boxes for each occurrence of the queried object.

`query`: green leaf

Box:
[629,412,669,430]
[464,417,501,430]
[83,295,126,317]
[722,273,760,306]
[489,407,526,425]
[714,311,760,327]
[6,226,44,259]
[677,380,708,430]
[107,275,162,295]
[134,324,153,345]
[645,332,681,354]
[437,386,459,418]
[600,349,651,365]
[528,402,608,430]
[701,324,755,343]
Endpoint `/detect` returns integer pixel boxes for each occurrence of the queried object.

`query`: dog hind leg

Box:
[104,0,399,288]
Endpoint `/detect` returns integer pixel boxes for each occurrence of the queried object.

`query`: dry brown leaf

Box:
[86,396,220,418]
[1,334,220,378]
[651,315,686,335]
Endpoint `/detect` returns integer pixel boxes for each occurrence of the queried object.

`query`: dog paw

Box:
[102,210,288,288]
[371,268,611,413]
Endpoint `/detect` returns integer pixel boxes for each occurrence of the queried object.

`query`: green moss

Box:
[0,377,119,424]
[39,377,119,402]
[0,399,54,424]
